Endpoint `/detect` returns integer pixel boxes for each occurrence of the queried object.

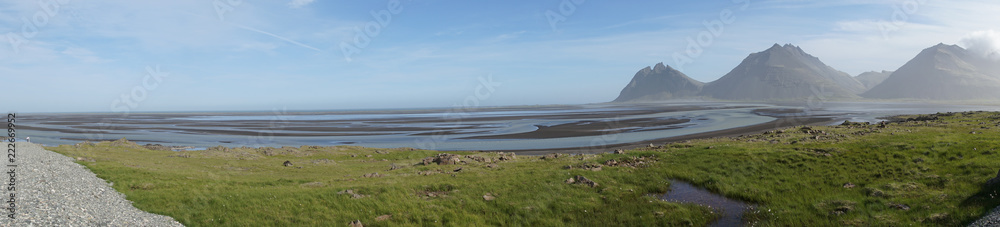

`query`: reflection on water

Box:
[662,180,755,227]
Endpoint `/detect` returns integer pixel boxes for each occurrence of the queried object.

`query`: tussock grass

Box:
[48,111,1000,226]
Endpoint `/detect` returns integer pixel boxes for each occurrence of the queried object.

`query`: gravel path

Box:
[970,205,1000,227]
[0,142,183,227]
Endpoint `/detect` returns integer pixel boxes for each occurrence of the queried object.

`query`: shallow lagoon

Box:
[19,102,1000,151]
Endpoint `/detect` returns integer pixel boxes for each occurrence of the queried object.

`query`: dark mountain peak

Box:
[699,43,865,100]
[653,62,668,72]
[613,63,704,102]
[926,43,966,54]
[638,65,653,74]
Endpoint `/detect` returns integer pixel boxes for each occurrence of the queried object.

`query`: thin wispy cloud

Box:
[288,0,315,9]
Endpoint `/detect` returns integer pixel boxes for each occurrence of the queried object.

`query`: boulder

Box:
[465,155,490,163]
[572,175,599,187]
[542,153,563,160]
[422,154,463,165]
[497,152,517,161]
[987,169,1000,187]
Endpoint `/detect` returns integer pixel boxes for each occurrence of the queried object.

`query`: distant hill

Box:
[855,70,893,90]
[613,62,704,102]
[699,44,865,100]
[862,43,1000,100]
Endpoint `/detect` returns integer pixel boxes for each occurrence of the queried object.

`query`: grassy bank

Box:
[48,111,1000,226]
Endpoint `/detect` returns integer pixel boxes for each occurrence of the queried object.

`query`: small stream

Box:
[661,180,756,227]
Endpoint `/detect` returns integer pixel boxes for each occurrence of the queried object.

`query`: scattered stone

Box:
[365,155,373,157]
[375,215,391,222]
[283,160,293,167]
[417,170,441,176]
[362,173,382,178]
[565,178,576,184]
[889,203,910,211]
[483,193,496,201]
[422,153,464,165]
[465,155,490,163]
[486,164,498,168]
[349,220,363,227]
[453,167,463,172]
[542,153,563,160]
[604,159,618,166]
[843,183,856,188]
[648,143,656,148]
[497,152,517,161]
[338,189,367,199]
[613,149,625,154]
[569,175,598,187]
[389,163,402,171]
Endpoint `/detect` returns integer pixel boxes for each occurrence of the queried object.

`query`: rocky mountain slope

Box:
[862,43,1000,100]
[699,44,865,100]
[855,70,893,90]
[613,62,704,102]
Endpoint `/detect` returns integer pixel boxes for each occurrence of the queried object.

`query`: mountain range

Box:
[613,43,1000,102]
[862,43,1000,100]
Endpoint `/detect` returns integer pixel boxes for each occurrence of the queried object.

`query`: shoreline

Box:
[493,116,840,155]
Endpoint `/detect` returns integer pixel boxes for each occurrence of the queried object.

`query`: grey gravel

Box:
[0,142,183,227]
[970,205,1000,227]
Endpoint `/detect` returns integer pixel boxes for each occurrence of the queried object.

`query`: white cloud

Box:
[489,31,527,42]
[288,0,315,9]
[960,30,1000,61]
[60,47,112,63]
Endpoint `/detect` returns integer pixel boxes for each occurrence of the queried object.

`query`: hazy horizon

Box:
[4,0,1000,113]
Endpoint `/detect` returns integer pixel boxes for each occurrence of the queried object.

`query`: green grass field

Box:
[48,111,1000,226]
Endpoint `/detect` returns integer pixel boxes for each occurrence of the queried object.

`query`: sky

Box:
[2,0,999,113]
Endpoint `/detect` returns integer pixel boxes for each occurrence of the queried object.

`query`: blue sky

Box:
[2,0,999,113]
